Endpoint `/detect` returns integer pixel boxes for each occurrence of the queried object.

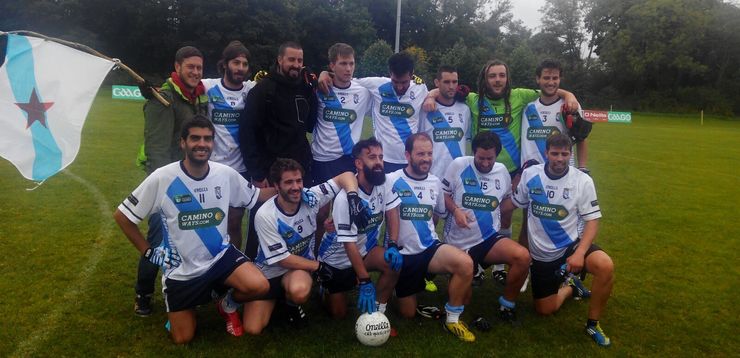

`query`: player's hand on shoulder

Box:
[302,188,319,208]
[318,71,333,94]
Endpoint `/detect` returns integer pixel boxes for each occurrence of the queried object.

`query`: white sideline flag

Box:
[0,34,114,181]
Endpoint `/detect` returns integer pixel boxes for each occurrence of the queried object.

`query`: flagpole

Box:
[2,30,170,106]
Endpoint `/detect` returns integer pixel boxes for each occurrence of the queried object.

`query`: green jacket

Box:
[142,78,207,174]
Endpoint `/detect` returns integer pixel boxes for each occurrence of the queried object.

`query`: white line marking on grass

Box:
[11,170,114,358]
[592,150,739,180]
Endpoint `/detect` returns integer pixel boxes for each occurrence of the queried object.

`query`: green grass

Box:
[0,91,738,356]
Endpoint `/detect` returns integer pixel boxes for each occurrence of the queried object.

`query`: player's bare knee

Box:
[287,286,311,304]
[534,302,557,316]
[590,253,614,277]
[455,256,474,278]
[170,330,194,345]
[329,304,347,319]
[243,322,264,335]
[513,247,531,267]
[399,306,416,319]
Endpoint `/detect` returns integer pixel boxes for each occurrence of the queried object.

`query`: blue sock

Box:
[499,296,515,310]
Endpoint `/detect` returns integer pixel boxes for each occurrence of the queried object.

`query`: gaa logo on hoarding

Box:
[112,85,145,101]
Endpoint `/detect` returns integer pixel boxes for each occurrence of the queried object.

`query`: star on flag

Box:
[15,88,54,129]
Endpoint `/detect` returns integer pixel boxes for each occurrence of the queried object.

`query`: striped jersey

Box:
[387,169,446,255]
[253,180,340,279]
[117,161,260,281]
[512,164,602,262]
[318,180,400,269]
[312,81,372,162]
[466,88,539,173]
[202,78,255,173]
[356,77,428,164]
[419,100,471,178]
[442,157,511,251]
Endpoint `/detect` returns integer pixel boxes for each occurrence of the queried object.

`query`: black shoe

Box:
[491,270,507,286]
[286,304,308,328]
[498,307,517,324]
[416,304,442,320]
[470,316,491,331]
[472,264,485,287]
[134,294,152,317]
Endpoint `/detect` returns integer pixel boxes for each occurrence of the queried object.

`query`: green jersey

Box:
[466,88,539,173]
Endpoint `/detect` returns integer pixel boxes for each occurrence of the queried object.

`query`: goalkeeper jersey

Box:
[118,161,261,281]
[318,180,400,269]
[512,164,602,262]
[311,81,372,162]
[253,180,339,279]
[466,88,539,173]
[419,100,471,178]
[442,157,511,251]
[520,97,568,166]
[387,169,446,255]
[356,77,428,164]
[202,78,255,173]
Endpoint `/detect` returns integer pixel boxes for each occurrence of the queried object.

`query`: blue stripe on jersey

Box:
[524,103,547,159]
[526,174,571,248]
[208,86,240,144]
[427,110,463,158]
[460,165,496,240]
[320,90,355,155]
[379,82,412,143]
[365,226,379,252]
[277,219,311,258]
[318,232,337,258]
[392,177,435,248]
[480,98,520,169]
[166,177,226,256]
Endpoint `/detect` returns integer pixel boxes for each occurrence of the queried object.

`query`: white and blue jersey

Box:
[356,77,428,164]
[419,100,471,178]
[318,180,400,268]
[253,180,340,279]
[512,164,602,262]
[387,169,446,255]
[202,78,255,173]
[442,157,511,251]
[118,161,260,281]
[520,97,575,166]
[312,81,372,162]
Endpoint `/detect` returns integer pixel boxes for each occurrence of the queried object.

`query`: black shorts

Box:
[395,242,443,298]
[311,155,356,185]
[320,266,357,294]
[262,275,286,300]
[163,245,247,312]
[530,241,602,300]
[467,234,506,270]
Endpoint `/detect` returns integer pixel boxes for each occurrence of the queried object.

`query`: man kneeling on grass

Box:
[512,133,615,347]
[114,116,276,343]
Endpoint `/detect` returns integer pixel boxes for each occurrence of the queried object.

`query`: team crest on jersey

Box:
[563,188,570,199]
[495,179,501,190]
[409,90,416,100]
[353,94,359,104]
[429,189,437,201]
[215,186,222,199]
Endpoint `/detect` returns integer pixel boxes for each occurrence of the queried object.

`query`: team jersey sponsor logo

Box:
[173,194,192,204]
[211,109,241,125]
[400,204,433,220]
[178,208,225,229]
[380,102,414,117]
[268,243,283,252]
[441,178,450,187]
[338,223,351,231]
[127,194,139,206]
[287,235,312,255]
[529,187,544,195]
[479,114,510,129]
[395,189,414,197]
[323,108,357,123]
[432,127,464,142]
[462,193,499,211]
[319,184,329,195]
[359,212,384,234]
[531,201,568,220]
[526,126,560,140]
[591,200,599,207]
[463,177,478,187]
[429,113,446,124]
[322,93,338,102]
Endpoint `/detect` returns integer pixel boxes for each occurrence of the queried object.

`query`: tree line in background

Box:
[2,0,738,115]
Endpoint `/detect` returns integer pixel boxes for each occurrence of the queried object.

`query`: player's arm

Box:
[445,192,471,229]
[256,187,277,202]
[499,197,515,217]
[330,171,359,193]
[384,206,400,245]
[344,242,370,279]
[576,140,588,169]
[422,88,440,112]
[566,219,599,273]
[556,88,580,113]
[143,94,174,172]
[113,209,149,254]
[275,254,320,272]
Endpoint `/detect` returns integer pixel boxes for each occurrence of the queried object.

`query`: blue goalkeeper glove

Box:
[301,188,318,208]
[144,245,181,270]
[384,241,403,271]
[357,278,377,314]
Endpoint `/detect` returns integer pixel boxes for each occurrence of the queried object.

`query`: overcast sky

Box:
[510,0,546,31]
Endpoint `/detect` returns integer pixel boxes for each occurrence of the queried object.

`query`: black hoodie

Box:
[240,69,318,182]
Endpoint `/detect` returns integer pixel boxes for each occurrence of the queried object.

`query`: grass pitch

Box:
[0,91,738,357]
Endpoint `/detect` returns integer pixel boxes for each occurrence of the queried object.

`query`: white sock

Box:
[493,264,506,272]
[445,303,464,323]
[377,302,387,314]
[221,291,239,313]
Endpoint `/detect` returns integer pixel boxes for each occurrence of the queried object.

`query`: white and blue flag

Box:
[0,34,114,181]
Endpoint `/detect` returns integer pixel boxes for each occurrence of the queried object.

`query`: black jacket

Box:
[240,69,318,181]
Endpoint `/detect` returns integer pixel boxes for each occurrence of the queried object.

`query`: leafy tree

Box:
[357,39,394,77]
